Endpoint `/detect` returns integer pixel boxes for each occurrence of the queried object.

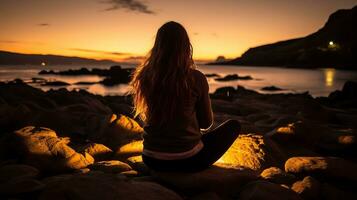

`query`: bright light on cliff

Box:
[41,62,46,66]
[329,41,334,46]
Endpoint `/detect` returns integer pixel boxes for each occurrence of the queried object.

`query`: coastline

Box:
[0,79,356,198]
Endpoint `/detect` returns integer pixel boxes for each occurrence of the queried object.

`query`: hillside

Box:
[0,50,119,65]
[214,6,357,69]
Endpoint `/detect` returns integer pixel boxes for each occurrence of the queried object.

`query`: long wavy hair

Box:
[130,21,195,126]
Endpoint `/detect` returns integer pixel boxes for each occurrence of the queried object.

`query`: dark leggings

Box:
[142,119,241,173]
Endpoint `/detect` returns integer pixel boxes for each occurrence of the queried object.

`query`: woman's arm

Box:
[195,71,213,130]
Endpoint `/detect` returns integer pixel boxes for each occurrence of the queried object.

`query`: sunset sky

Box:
[0,0,356,62]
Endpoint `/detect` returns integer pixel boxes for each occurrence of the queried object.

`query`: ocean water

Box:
[1,64,357,97]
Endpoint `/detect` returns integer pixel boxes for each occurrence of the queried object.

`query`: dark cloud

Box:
[37,23,50,26]
[102,0,155,14]
[69,48,131,56]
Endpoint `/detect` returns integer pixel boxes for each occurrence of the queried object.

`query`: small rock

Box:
[41,81,70,86]
[261,86,284,91]
[260,167,296,184]
[291,176,321,200]
[90,160,132,173]
[101,114,144,150]
[120,170,138,177]
[82,143,113,161]
[115,140,143,159]
[126,155,150,175]
[285,157,357,181]
[239,181,303,200]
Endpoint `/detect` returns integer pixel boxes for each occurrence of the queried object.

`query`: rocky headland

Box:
[210,6,357,69]
[0,79,356,199]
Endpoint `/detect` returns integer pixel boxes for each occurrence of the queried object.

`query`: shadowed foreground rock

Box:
[152,166,258,196]
[239,181,303,200]
[39,173,183,200]
[291,176,321,200]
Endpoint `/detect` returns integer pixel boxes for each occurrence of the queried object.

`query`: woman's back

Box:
[143,69,213,153]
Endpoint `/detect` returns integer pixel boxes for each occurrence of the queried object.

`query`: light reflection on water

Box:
[324,68,335,87]
[1,64,357,97]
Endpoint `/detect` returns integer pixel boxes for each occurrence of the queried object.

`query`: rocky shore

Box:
[0,79,356,199]
[39,65,134,86]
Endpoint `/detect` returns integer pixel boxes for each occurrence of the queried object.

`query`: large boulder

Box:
[152,166,258,196]
[11,126,94,173]
[238,181,303,200]
[217,134,286,170]
[285,157,357,181]
[39,173,182,200]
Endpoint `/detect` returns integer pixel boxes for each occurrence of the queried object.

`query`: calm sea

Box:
[1,64,357,97]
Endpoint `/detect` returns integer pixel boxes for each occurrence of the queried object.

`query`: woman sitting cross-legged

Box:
[130,21,241,172]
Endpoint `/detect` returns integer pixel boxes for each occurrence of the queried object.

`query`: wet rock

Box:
[215,74,253,81]
[205,73,220,78]
[152,166,258,196]
[261,86,284,91]
[285,157,357,181]
[260,167,296,184]
[239,180,303,200]
[74,81,97,85]
[39,173,183,200]
[41,81,70,86]
[11,126,94,173]
[81,143,113,161]
[217,134,286,170]
[90,160,132,173]
[291,176,321,200]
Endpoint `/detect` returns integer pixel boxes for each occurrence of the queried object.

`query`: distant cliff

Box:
[0,50,119,65]
[213,6,357,69]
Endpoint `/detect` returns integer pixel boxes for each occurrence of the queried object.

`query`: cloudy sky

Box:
[0,0,356,62]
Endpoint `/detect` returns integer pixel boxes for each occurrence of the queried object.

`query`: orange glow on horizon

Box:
[1,1,356,63]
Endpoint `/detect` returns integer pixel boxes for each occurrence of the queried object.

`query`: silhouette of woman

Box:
[130,21,241,172]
